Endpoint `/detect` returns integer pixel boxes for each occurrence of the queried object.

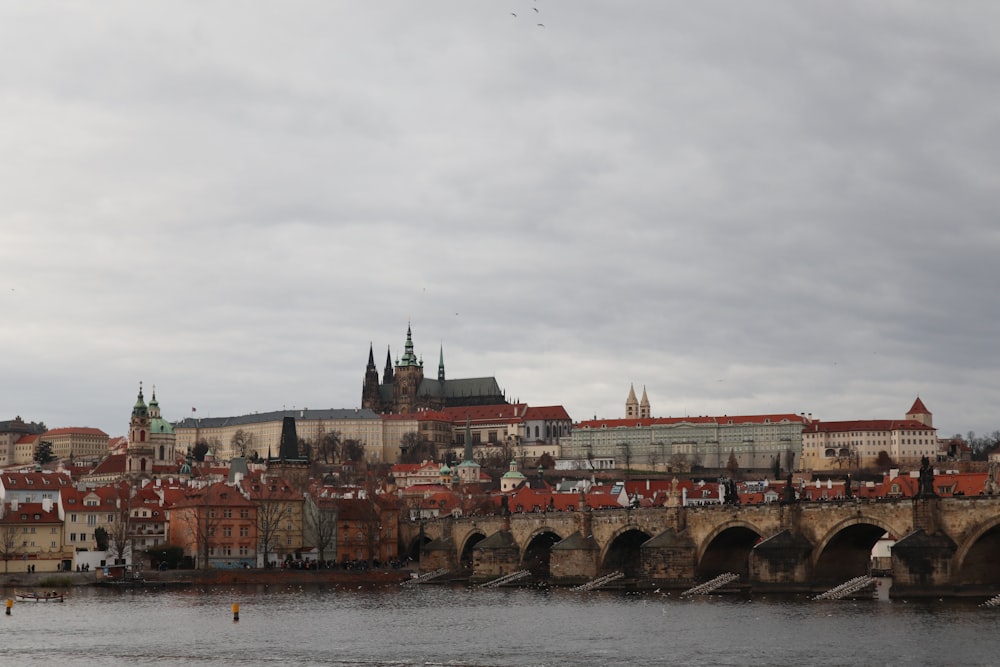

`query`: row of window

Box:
[207,509,251,519]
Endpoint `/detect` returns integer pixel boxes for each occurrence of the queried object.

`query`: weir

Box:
[401,568,450,585]
[813,576,874,600]
[571,571,624,592]
[479,570,531,588]
[681,572,740,596]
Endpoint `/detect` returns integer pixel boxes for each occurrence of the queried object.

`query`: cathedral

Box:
[362,324,507,414]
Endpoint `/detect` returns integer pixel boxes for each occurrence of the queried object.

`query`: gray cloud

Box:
[2,2,999,441]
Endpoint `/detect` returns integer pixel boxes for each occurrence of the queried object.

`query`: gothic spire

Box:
[438,343,445,382]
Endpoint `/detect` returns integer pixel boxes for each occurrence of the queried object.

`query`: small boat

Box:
[15,591,65,603]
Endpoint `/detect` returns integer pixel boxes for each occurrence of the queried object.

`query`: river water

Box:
[1,585,996,666]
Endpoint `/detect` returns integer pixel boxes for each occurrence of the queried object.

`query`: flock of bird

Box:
[511,2,544,28]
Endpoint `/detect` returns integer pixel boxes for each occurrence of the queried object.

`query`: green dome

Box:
[151,417,174,434]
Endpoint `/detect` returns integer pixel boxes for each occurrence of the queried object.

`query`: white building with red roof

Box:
[801,398,938,472]
[566,412,806,472]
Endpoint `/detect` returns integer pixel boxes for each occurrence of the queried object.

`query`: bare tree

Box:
[305,496,338,564]
[341,439,366,463]
[0,520,19,573]
[617,442,633,477]
[317,430,342,464]
[108,484,133,566]
[245,477,298,567]
[399,431,436,463]
[177,485,225,569]
[231,429,255,458]
[669,452,691,473]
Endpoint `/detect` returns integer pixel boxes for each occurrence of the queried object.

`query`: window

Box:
[87,515,97,526]
[223,509,232,519]
[239,509,249,519]
[70,533,77,542]
[223,526,232,537]
[240,526,249,537]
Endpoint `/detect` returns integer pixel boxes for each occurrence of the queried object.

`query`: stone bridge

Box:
[399,496,1000,595]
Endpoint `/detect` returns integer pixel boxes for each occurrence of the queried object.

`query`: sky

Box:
[2,2,999,441]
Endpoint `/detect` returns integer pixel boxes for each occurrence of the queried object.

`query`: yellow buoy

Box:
[232,603,240,622]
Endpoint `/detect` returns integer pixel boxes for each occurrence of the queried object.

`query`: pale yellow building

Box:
[174,409,387,463]
[43,427,110,462]
[801,398,938,472]
[0,498,70,573]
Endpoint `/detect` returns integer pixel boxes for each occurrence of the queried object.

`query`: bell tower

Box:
[127,382,155,477]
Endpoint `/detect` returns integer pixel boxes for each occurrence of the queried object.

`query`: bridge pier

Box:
[421,535,459,574]
[750,530,814,592]
[640,528,697,587]
[471,531,519,584]
[550,532,600,585]
[890,529,957,597]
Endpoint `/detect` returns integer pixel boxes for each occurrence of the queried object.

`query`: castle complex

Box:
[362,324,507,414]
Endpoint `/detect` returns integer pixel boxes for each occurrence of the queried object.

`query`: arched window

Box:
[140,458,147,472]
[140,430,146,442]
[159,446,164,460]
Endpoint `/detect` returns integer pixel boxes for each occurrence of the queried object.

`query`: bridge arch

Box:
[954,516,1000,585]
[811,515,901,583]
[695,520,765,579]
[403,534,433,562]
[520,527,565,578]
[600,526,654,578]
[459,530,488,570]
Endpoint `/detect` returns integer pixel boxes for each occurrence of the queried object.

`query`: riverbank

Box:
[1,567,414,591]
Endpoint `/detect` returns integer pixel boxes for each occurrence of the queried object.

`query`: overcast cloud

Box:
[2,1,998,440]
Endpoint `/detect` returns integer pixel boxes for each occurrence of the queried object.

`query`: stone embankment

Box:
[1,568,413,591]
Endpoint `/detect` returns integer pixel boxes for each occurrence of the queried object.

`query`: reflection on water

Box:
[0,585,997,666]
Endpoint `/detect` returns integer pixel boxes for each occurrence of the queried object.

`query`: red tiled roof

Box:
[576,414,806,429]
[1,471,72,489]
[804,419,935,433]
[908,397,932,416]
[89,454,126,475]
[0,502,61,523]
[42,427,109,437]
[522,406,571,421]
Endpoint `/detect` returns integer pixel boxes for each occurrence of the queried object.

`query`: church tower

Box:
[362,343,383,411]
[392,324,424,413]
[640,386,651,419]
[147,386,176,467]
[906,397,933,428]
[127,383,155,477]
[626,384,639,419]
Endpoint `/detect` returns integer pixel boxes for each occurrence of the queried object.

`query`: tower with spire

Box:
[126,382,155,477]
[361,323,507,414]
[626,384,639,418]
[147,386,177,467]
[906,397,933,428]
[626,384,651,419]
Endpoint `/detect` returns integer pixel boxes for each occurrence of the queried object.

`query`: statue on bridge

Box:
[781,473,797,505]
[917,456,937,498]
[722,478,741,506]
